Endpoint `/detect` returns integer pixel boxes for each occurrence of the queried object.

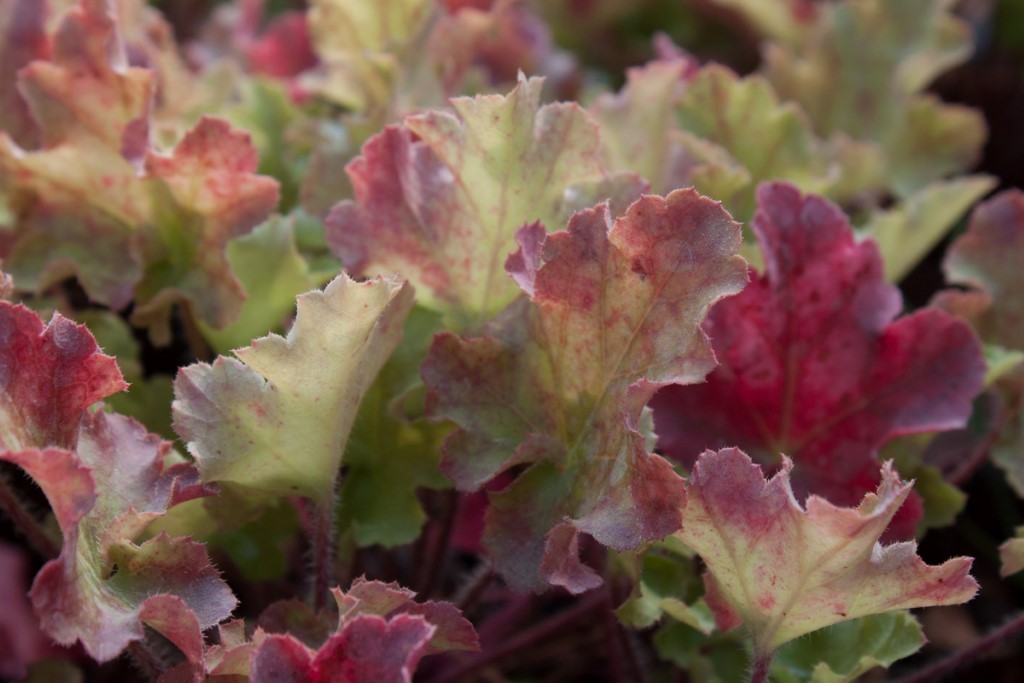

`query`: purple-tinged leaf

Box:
[250,579,477,682]
[2,410,233,662]
[423,189,747,591]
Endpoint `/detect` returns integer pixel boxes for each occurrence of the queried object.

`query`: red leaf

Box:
[0,301,127,451]
[653,182,985,538]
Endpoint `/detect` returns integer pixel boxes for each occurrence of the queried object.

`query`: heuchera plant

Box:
[1,1,1022,682]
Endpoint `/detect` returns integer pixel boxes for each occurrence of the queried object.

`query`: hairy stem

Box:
[750,650,773,683]
[892,610,1024,683]
[0,469,60,559]
[309,492,338,612]
[426,590,608,683]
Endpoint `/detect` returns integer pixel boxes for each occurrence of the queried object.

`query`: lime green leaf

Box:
[173,274,414,504]
[862,176,996,282]
[199,214,324,354]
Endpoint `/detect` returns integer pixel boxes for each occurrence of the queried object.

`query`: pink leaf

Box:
[251,579,477,682]
[0,0,49,148]
[3,411,232,662]
[653,182,985,539]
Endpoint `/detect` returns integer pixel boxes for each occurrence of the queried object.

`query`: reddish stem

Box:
[749,650,773,683]
[419,489,458,598]
[891,610,1024,683]
[309,493,337,612]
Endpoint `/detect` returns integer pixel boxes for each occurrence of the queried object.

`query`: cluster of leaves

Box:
[1,0,1022,682]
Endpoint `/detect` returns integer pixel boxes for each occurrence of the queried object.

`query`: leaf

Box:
[331,578,479,654]
[772,612,924,683]
[0,1,280,342]
[678,448,977,656]
[130,117,283,342]
[1000,528,1024,578]
[422,190,747,592]
[652,183,985,539]
[0,0,47,148]
[198,214,323,354]
[0,302,127,451]
[937,190,1024,350]
[862,176,996,282]
[303,0,433,112]
[763,0,983,197]
[0,0,152,311]
[1,410,235,662]
[326,76,642,331]
[935,190,1024,497]
[589,58,693,195]
[250,578,478,683]
[252,614,435,683]
[173,274,414,505]
[701,0,819,43]
[673,64,833,223]
[339,306,451,547]
[614,547,715,634]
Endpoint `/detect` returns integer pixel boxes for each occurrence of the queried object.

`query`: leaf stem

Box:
[178,302,213,363]
[425,589,608,683]
[890,610,1024,683]
[309,491,338,612]
[418,489,458,597]
[0,469,60,559]
[749,650,773,683]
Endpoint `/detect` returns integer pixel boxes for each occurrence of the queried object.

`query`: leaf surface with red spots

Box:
[422,190,747,591]
[326,76,643,331]
[678,448,977,655]
[652,182,985,539]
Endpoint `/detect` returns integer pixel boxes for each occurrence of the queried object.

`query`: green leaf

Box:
[1000,528,1024,577]
[199,214,324,354]
[338,306,451,547]
[772,612,924,683]
[861,176,996,282]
